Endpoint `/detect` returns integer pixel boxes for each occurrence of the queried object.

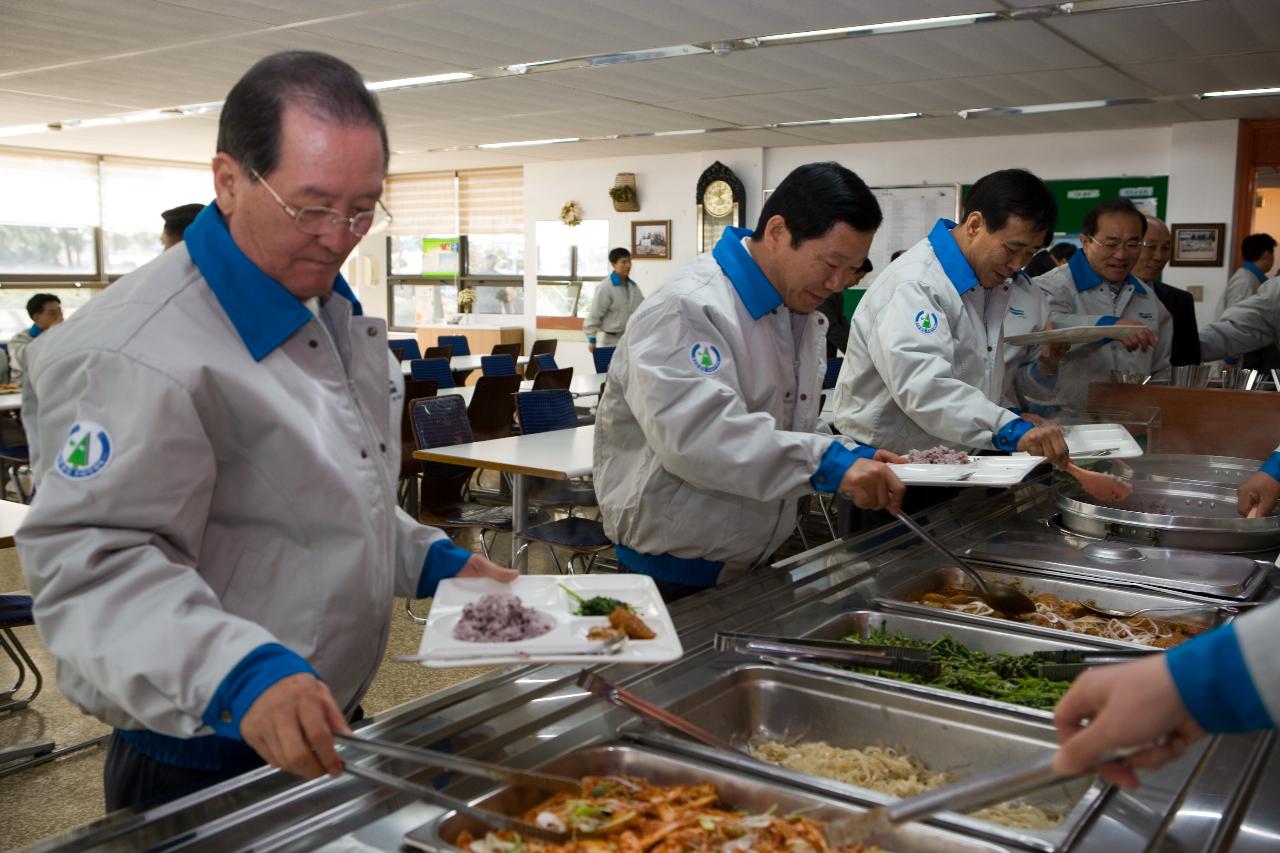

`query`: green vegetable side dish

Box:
[560,584,636,617]
[842,627,1071,710]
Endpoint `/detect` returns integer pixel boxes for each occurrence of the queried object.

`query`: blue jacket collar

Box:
[712,226,783,320]
[1244,261,1267,283]
[926,219,980,296]
[609,271,634,287]
[1067,247,1147,295]
[185,202,362,362]
[27,323,42,339]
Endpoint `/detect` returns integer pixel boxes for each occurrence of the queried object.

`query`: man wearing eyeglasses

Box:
[15,51,515,811]
[1034,198,1171,410]
[1135,216,1200,367]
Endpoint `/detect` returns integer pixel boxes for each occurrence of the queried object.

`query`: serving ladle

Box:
[892,509,1037,615]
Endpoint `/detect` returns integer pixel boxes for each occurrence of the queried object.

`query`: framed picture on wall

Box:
[1169,223,1225,267]
[631,220,671,260]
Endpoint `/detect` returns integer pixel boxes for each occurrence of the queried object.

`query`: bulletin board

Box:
[860,184,961,289]
[959,176,1169,240]
[420,237,460,279]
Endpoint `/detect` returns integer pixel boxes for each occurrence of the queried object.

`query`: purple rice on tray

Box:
[904,445,972,465]
[453,593,555,642]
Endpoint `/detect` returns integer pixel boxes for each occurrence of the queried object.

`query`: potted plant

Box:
[610,173,640,211]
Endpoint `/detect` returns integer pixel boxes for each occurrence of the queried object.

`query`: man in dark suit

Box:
[1136,216,1201,366]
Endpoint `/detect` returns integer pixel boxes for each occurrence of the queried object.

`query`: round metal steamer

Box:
[1055,479,1280,552]
[1114,453,1265,488]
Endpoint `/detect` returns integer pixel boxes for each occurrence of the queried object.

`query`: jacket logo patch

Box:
[56,421,112,480]
[914,310,939,334]
[1008,307,1025,316]
[1138,312,1153,320]
[689,342,723,374]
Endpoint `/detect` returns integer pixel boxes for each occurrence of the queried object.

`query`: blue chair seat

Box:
[0,594,34,628]
[0,446,28,462]
[521,517,612,551]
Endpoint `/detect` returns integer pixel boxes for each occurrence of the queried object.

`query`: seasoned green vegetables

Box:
[843,628,1071,710]
[560,584,636,617]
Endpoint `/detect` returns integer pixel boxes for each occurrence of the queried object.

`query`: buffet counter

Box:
[32,473,1279,852]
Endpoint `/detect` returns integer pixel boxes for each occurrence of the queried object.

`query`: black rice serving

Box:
[453,593,555,642]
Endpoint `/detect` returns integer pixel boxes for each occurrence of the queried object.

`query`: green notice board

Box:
[843,287,867,321]
[960,176,1168,238]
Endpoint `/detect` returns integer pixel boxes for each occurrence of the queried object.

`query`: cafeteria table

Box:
[0,499,27,548]
[413,424,595,567]
[0,393,20,413]
[419,373,607,407]
[400,355,529,378]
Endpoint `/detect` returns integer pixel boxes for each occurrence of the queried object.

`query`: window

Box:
[385,167,525,327]
[535,219,609,319]
[101,159,209,274]
[0,151,99,276]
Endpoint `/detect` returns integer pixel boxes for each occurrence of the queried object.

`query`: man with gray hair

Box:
[16,51,514,810]
[1134,216,1200,367]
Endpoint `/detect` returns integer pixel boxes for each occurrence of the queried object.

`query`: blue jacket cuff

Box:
[417,537,473,599]
[1095,315,1120,343]
[202,643,316,740]
[811,441,875,493]
[993,417,1034,452]
[1166,623,1275,733]
[1262,451,1280,483]
[587,336,596,344]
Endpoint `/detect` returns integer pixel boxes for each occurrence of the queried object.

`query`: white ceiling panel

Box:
[151,0,420,26]
[377,76,635,124]
[0,88,138,123]
[0,115,219,163]
[1119,53,1280,96]
[394,105,735,149]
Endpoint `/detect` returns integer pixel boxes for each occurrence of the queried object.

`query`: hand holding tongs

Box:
[337,733,579,843]
[715,631,941,678]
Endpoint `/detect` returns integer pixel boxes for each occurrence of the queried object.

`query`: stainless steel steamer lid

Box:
[965,530,1264,598]
[1116,453,1265,487]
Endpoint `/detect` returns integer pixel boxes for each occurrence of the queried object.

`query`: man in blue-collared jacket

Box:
[1035,197,1171,411]
[593,162,906,600]
[16,51,515,812]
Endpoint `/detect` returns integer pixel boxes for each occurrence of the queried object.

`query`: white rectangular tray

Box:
[888,455,1045,487]
[414,575,682,668]
[1011,422,1144,461]
[1005,325,1114,346]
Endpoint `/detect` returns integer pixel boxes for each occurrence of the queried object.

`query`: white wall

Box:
[378,120,1240,366]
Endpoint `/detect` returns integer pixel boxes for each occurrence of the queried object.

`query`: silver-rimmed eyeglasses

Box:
[252,169,392,237]
[1084,233,1144,254]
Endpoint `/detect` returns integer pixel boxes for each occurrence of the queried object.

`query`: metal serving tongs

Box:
[822,744,1158,849]
[577,670,741,753]
[714,631,940,678]
[336,733,580,843]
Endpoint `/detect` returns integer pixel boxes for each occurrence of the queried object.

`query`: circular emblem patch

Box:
[914,310,939,334]
[56,421,112,480]
[689,342,722,374]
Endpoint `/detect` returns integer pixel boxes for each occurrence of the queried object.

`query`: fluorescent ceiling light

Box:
[176,101,222,116]
[367,72,473,92]
[477,137,580,149]
[653,128,708,137]
[959,98,1151,118]
[61,110,178,129]
[773,112,922,128]
[757,13,997,43]
[0,123,49,138]
[1199,86,1280,100]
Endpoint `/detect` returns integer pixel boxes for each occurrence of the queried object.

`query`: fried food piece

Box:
[608,607,656,640]
[587,626,624,642]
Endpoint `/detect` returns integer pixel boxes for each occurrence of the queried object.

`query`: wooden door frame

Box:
[1232,119,1280,269]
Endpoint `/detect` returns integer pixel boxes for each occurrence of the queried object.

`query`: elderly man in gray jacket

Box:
[593,162,905,601]
[16,51,514,811]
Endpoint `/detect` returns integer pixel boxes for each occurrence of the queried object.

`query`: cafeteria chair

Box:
[480,354,518,377]
[511,390,611,574]
[387,339,421,362]
[398,380,439,513]
[466,374,522,442]
[423,345,453,361]
[524,339,558,379]
[490,342,522,359]
[534,353,559,372]
[531,366,573,391]
[0,594,55,772]
[0,413,30,503]
[437,335,471,357]
[410,357,455,388]
[592,345,616,374]
[823,356,843,390]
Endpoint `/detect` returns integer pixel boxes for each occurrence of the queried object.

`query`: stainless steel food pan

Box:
[877,565,1234,652]
[651,664,1105,852]
[404,743,1006,853]
[1115,453,1264,488]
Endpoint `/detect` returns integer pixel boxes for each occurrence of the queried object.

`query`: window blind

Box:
[458,166,523,235]
[385,171,457,236]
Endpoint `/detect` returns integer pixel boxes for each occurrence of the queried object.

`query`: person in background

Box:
[1034,198,1170,409]
[889,250,905,262]
[161,203,206,249]
[816,256,871,357]
[1023,241,1076,279]
[16,50,515,812]
[1054,448,1280,788]
[9,293,63,386]
[832,168,1069,464]
[1198,277,1280,364]
[594,162,905,601]
[585,247,643,352]
[1134,216,1200,366]
[1221,233,1275,315]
